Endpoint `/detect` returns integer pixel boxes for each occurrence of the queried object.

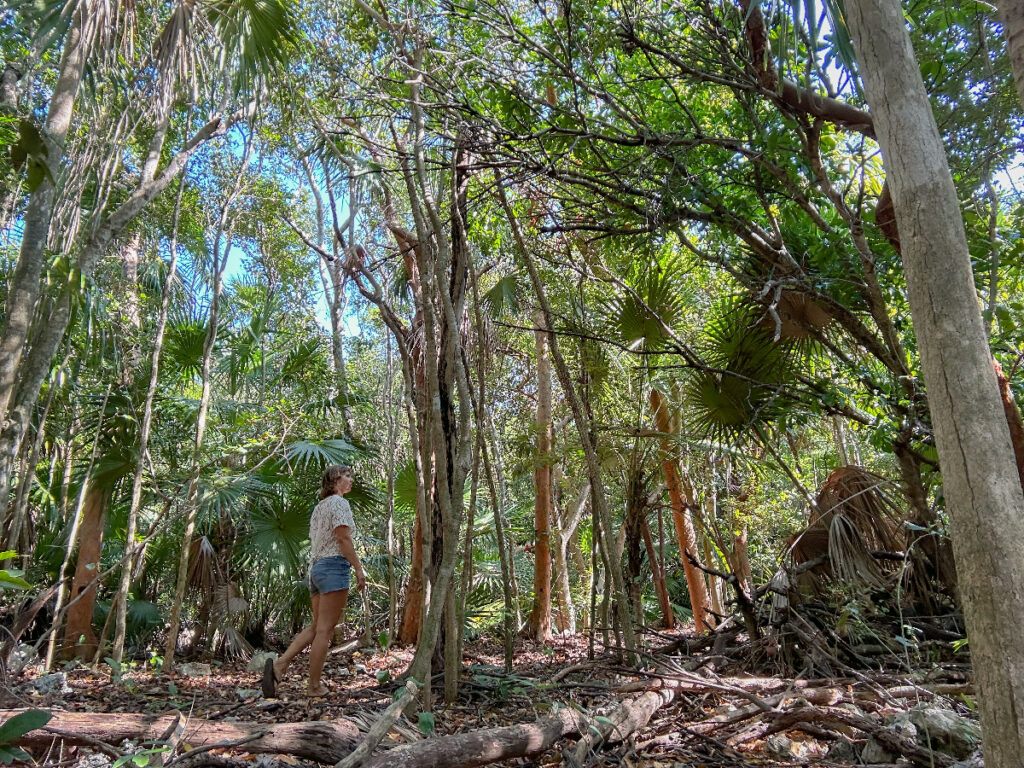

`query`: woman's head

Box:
[320,464,354,499]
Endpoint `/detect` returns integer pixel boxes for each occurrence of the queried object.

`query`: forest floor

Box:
[1,626,982,768]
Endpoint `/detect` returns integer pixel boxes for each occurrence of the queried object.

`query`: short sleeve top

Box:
[309,494,355,565]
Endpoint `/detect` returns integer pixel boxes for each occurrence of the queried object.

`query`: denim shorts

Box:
[309,555,351,594]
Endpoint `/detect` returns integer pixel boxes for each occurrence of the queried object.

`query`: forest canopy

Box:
[1,0,1024,765]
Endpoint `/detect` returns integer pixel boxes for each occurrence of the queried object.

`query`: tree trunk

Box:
[0,12,87,428]
[401,104,474,698]
[552,481,586,635]
[846,1,1024,763]
[111,180,186,665]
[362,710,587,768]
[994,360,1024,492]
[528,310,553,641]
[640,515,674,629]
[497,178,636,659]
[61,484,108,660]
[649,388,712,631]
[164,138,252,671]
[997,0,1024,109]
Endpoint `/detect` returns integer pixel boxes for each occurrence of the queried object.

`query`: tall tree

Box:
[846,0,1024,764]
[996,0,1024,107]
[528,310,553,641]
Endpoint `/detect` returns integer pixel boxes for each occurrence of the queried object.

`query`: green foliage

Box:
[285,438,358,469]
[0,710,51,764]
[0,553,31,590]
[684,298,806,444]
[417,711,435,735]
[602,255,690,352]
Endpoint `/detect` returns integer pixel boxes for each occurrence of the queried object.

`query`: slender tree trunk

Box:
[640,515,674,629]
[6,380,56,554]
[528,311,553,641]
[383,334,399,641]
[996,0,1024,109]
[498,180,636,659]
[61,484,108,660]
[165,138,252,671]
[0,12,87,428]
[552,481,586,634]
[401,102,474,699]
[110,177,187,665]
[649,388,712,631]
[847,2,1024,763]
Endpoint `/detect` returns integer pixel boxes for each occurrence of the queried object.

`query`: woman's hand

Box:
[354,567,367,591]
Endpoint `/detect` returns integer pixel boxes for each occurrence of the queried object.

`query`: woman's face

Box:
[335,472,354,495]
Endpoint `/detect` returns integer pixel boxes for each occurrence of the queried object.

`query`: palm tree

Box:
[0,0,300,521]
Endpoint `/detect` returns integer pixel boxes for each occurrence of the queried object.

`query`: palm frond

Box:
[601,255,690,351]
[204,0,300,95]
[285,437,358,469]
[482,273,526,318]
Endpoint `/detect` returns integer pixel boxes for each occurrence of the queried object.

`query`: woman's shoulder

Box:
[314,494,350,511]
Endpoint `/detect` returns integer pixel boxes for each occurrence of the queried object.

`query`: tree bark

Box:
[995,360,1024,492]
[640,514,674,629]
[110,177,186,665]
[649,388,712,631]
[553,482,587,634]
[60,484,108,660]
[528,310,553,641]
[7,710,359,764]
[846,1,1024,764]
[0,12,87,428]
[996,0,1024,109]
[362,710,587,768]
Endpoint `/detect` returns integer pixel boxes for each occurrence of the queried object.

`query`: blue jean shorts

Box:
[309,555,351,594]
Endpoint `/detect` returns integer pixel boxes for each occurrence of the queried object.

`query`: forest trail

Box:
[2,631,980,767]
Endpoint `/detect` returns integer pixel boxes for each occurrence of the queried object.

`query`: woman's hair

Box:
[320,464,353,500]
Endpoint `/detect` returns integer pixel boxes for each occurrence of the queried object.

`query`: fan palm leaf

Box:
[285,437,359,469]
[601,254,691,352]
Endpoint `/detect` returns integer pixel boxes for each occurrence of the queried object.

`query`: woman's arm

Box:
[334,525,366,590]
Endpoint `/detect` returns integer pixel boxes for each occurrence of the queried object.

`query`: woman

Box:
[264,464,366,697]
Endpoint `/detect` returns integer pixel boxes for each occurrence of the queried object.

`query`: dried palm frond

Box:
[186,535,219,591]
[790,466,904,591]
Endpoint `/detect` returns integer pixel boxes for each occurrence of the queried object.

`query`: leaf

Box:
[482,274,525,318]
[285,438,357,469]
[0,746,30,764]
[417,712,435,735]
[0,571,30,590]
[0,710,52,744]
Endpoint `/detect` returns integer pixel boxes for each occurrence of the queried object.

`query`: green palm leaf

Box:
[205,0,300,94]
[482,273,526,318]
[285,438,358,469]
[602,255,690,351]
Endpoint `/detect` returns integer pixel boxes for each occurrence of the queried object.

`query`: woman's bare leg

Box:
[308,589,348,694]
[275,594,320,678]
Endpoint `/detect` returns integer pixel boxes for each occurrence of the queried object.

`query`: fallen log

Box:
[336,679,419,768]
[2,709,360,764]
[360,709,588,768]
[569,688,677,764]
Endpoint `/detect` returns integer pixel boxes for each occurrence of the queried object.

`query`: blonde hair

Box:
[320,464,353,500]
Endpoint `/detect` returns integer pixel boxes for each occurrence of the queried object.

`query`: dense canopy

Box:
[1,0,1024,765]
